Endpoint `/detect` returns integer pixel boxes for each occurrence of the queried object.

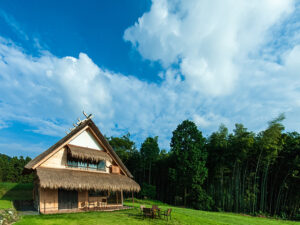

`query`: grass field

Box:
[15,199,300,225]
[1,182,299,225]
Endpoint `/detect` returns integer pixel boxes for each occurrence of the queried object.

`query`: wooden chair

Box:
[152,205,159,218]
[161,208,172,221]
[80,202,88,211]
[142,208,153,219]
[152,205,158,210]
[95,201,101,210]
[140,205,145,215]
[101,198,107,208]
[88,201,96,210]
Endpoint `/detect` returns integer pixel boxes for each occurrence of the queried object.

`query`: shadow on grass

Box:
[1,183,33,201]
[125,211,145,220]
[1,183,36,213]
[121,209,169,223]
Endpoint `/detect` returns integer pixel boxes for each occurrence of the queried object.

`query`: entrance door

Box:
[58,189,78,210]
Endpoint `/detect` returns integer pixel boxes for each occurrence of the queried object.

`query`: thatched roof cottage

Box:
[24,118,140,214]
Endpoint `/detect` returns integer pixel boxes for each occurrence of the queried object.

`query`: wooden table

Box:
[143,208,153,218]
[142,208,161,219]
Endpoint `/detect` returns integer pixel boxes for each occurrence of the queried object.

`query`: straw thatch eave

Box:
[67,144,112,163]
[36,167,140,192]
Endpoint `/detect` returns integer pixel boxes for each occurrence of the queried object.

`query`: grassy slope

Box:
[0,183,298,225]
[16,199,300,225]
[0,182,33,209]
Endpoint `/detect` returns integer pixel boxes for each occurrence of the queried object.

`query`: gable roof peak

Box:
[24,117,133,178]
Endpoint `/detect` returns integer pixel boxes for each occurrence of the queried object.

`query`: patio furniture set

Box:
[140,205,172,221]
[80,199,108,211]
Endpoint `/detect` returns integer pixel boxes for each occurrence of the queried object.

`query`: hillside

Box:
[0,182,299,225]
[0,154,11,160]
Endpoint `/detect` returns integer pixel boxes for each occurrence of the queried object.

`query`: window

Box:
[97,160,106,171]
[89,163,97,170]
[88,190,108,197]
[67,160,78,167]
[78,161,87,168]
[67,157,106,171]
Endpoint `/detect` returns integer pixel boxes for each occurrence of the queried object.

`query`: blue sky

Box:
[1,0,300,158]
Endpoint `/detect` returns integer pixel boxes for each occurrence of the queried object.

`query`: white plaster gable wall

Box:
[69,130,103,150]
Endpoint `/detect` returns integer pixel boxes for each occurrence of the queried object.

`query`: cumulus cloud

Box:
[0,38,183,149]
[124,0,294,96]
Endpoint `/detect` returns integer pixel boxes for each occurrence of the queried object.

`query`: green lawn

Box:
[1,182,299,225]
[15,199,300,225]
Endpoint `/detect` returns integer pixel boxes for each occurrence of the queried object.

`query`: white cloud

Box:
[0,39,183,149]
[193,115,210,128]
[124,0,294,96]
[0,139,45,157]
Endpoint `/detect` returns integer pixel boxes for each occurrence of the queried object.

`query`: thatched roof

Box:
[36,167,140,192]
[24,119,133,178]
[67,144,112,163]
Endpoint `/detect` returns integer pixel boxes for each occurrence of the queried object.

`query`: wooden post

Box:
[117,191,119,204]
[38,187,40,213]
[121,190,123,206]
[132,191,134,208]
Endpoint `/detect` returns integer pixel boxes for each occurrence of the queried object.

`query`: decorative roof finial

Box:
[83,110,93,119]
[66,111,94,134]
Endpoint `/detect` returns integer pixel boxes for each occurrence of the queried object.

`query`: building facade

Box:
[24,118,140,214]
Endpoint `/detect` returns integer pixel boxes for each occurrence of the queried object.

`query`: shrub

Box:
[140,183,156,199]
[189,184,214,210]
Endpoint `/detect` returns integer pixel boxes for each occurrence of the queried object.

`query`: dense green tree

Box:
[206,124,230,210]
[108,133,136,164]
[108,133,142,182]
[140,136,160,185]
[0,154,33,183]
[271,132,300,217]
[229,124,255,212]
[170,120,207,207]
[154,149,173,202]
[254,114,285,214]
